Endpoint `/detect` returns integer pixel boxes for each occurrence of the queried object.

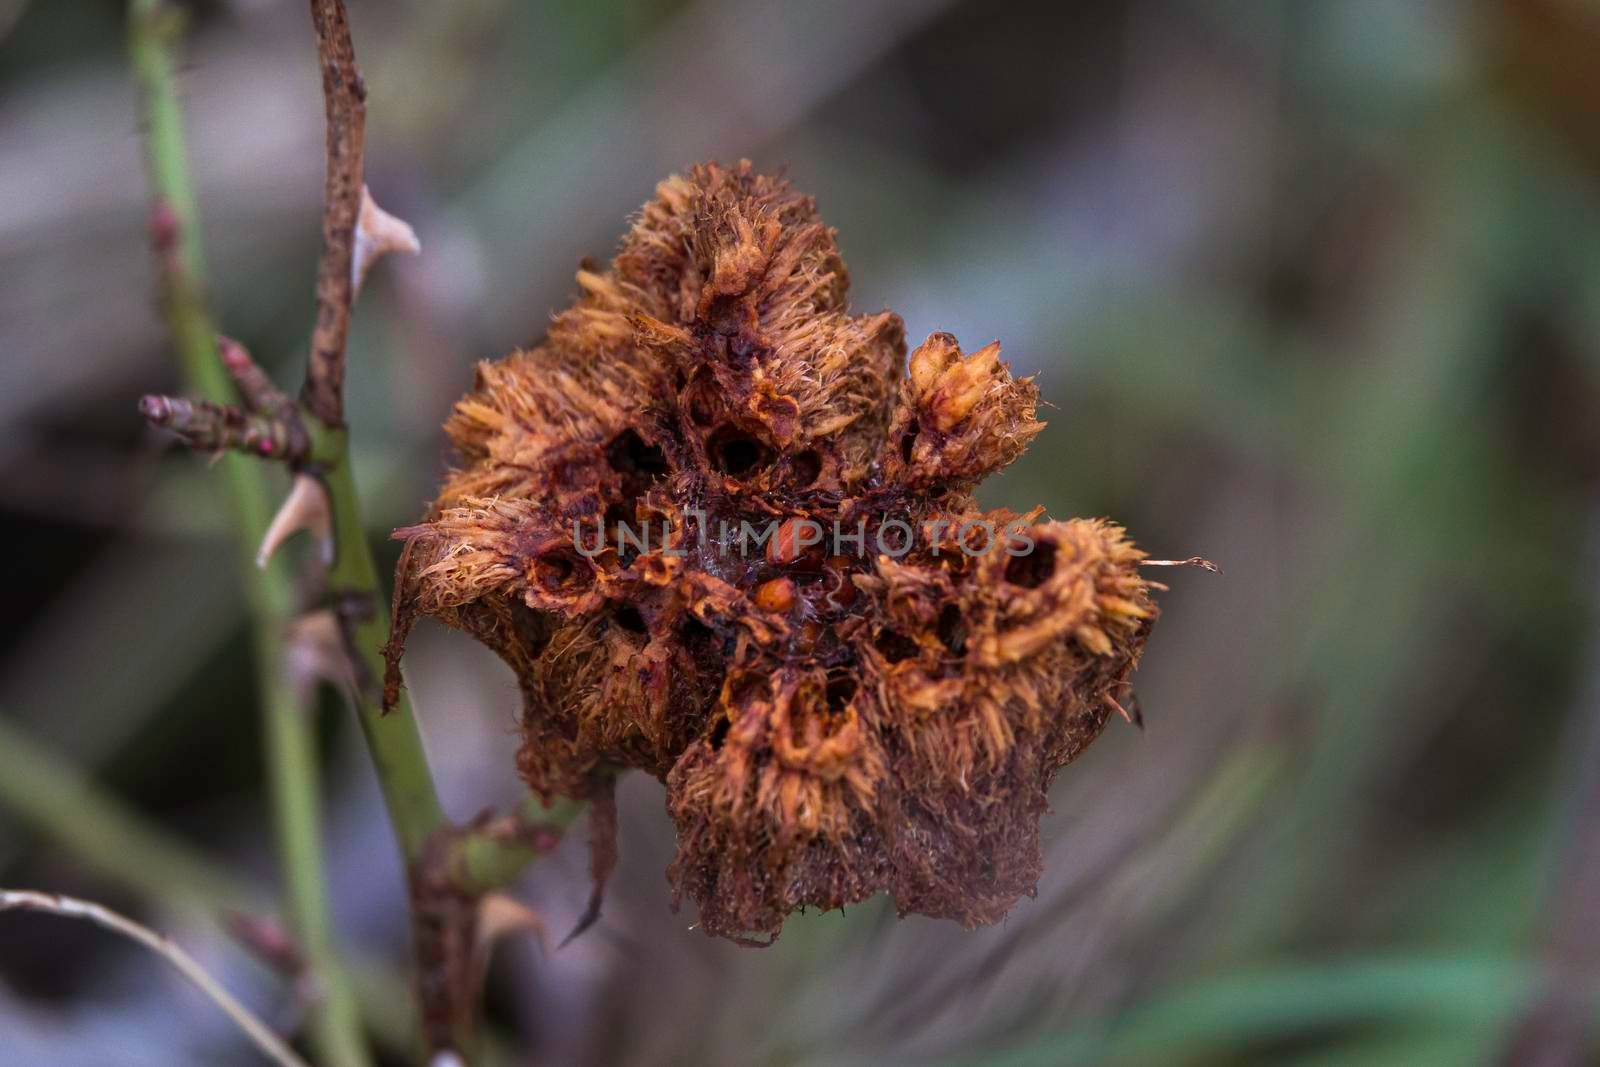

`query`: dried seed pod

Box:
[393,161,1179,943]
[886,332,1044,491]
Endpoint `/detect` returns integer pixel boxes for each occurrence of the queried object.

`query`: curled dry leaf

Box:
[390,161,1180,943]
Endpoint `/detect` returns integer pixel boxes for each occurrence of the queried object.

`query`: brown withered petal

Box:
[391,161,1168,943]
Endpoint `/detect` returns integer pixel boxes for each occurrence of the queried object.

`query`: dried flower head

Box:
[390,161,1169,943]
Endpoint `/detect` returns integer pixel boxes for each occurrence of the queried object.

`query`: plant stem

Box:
[0,714,422,1055]
[293,1,448,870]
[263,669,373,1066]
[0,711,535,1065]
[314,425,446,863]
[0,889,313,1067]
[130,3,581,1057]
[305,0,367,427]
[128,5,370,1065]
[453,797,587,895]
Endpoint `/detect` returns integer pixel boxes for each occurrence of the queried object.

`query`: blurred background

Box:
[4,0,1600,1063]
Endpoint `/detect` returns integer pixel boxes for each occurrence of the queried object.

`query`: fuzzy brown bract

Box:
[389,161,1162,943]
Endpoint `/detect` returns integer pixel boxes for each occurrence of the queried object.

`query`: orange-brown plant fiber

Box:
[389,161,1164,943]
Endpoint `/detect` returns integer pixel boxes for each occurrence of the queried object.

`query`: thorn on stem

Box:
[475,893,547,958]
[258,474,334,569]
[352,185,420,295]
[285,608,359,707]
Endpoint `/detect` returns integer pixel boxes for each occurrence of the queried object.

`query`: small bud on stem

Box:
[139,394,307,462]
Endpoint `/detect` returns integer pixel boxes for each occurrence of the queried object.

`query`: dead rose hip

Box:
[386,161,1180,943]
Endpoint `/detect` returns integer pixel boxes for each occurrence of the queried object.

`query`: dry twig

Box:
[0,889,310,1067]
[304,0,368,427]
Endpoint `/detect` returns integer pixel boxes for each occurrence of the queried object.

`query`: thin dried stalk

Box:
[0,889,311,1067]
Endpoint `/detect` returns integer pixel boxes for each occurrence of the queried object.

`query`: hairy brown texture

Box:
[391,161,1164,942]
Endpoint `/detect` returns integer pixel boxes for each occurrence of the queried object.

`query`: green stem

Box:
[128,5,370,1065]
[312,428,447,862]
[261,657,371,1067]
[135,1,577,1056]
[454,797,586,895]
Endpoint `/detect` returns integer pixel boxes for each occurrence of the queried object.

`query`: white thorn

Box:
[284,609,357,706]
[477,892,547,952]
[257,473,333,569]
[470,892,548,997]
[351,184,420,296]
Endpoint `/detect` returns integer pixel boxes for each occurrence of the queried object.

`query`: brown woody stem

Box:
[219,334,297,420]
[408,798,586,1054]
[303,0,367,428]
